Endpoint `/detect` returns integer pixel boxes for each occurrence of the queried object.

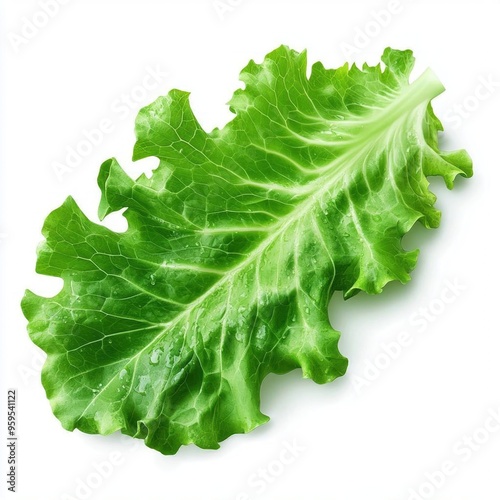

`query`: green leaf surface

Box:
[22,47,472,455]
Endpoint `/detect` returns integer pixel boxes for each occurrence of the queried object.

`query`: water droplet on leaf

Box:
[150,348,162,365]
[135,375,150,395]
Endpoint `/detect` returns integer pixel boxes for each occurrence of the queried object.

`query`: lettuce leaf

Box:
[22,47,472,455]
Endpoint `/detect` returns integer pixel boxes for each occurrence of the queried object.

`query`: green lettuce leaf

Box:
[22,47,472,455]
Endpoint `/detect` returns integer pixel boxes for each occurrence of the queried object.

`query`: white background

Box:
[1,1,499,499]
